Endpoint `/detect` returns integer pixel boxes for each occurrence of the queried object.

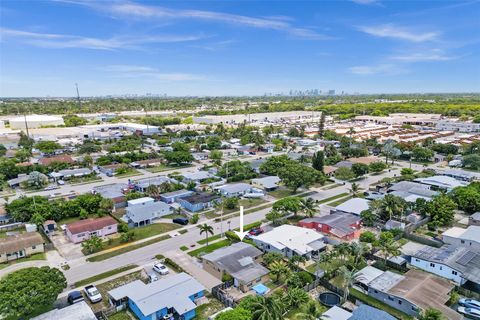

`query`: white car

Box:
[153,263,169,275]
[459,298,480,309]
[458,306,480,319]
[84,285,102,303]
[148,272,159,282]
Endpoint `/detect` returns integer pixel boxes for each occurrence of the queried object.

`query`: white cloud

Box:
[390,52,456,62]
[349,64,404,75]
[60,1,331,40]
[358,24,439,42]
[103,64,204,81]
[0,27,205,50]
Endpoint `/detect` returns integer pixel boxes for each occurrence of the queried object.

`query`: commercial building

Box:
[202,242,269,292]
[108,273,205,320]
[193,111,322,125]
[9,114,64,129]
[252,225,326,259]
[66,216,118,243]
[0,232,44,263]
[436,119,480,133]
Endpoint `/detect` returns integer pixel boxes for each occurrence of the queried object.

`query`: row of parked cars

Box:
[458,298,480,319]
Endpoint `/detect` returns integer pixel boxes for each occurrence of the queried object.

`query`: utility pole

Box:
[220,162,228,238]
[23,113,30,138]
[75,83,81,109]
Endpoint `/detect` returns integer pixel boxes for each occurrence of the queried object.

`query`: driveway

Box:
[50,232,84,260]
[163,250,222,291]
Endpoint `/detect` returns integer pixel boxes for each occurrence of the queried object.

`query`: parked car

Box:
[57,180,65,185]
[84,285,102,303]
[459,298,480,310]
[248,227,264,237]
[458,307,480,319]
[153,263,169,275]
[67,291,84,304]
[148,272,159,282]
[44,185,58,191]
[173,218,188,225]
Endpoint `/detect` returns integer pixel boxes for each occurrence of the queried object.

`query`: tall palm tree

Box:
[350,242,369,267]
[300,197,316,218]
[146,185,161,200]
[378,240,401,265]
[251,296,283,320]
[338,266,364,303]
[295,300,322,320]
[198,224,214,246]
[378,194,406,221]
[269,260,290,283]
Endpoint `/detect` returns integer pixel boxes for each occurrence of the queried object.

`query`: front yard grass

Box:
[317,192,349,204]
[269,188,294,199]
[115,169,143,178]
[74,264,138,288]
[145,164,192,173]
[188,239,232,257]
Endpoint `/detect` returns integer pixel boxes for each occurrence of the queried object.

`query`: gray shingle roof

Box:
[125,202,170,223]
[349,305,396,320]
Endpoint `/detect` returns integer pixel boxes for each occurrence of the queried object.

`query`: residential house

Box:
[160,189,194,204]
[98,163,127,176]
[202,242,269,292]
[438,169,480,182]
[355,267,461,319]
[127,197,155,207]
[135,176,170,192]
[7,173,30,188]
[414,175,467,192]
[108,273,205,320]
[192,152,209,161]
[39,154,75,166]
[251,176,280,191]
[469,212,480,226]
[387,181,438,202]
[323,165,337,177]
[252,225,326,259]
[130,158,163,169]
[249,158,266,174]
[299,212,362,240]
[32,301,96,320]
[321,305,396,320]
[442,226,480,251]
[50,168,92,181]
[178,193,220,212]
[123,201,172,227]
[237,145,257,155]
[0,205,11,225]
[0,232,44,263]
[410,244,480,290]
[332,198,370,216]
[66,216,118,244]
[93,183,128,208]
[334,160,353,169]
[182,171,216,184]
[216,183,255,198]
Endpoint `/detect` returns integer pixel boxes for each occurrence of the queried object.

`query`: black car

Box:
[67,291,84,304]
[173,217,189,225]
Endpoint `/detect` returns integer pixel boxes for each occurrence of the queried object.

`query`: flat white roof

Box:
[321,306,352,320]
[127,197,155,206]
[335,198,370,215]
[254,225,324,254]
[443,226,480,242]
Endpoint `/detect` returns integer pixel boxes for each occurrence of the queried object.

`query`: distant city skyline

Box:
[1,0,479,97]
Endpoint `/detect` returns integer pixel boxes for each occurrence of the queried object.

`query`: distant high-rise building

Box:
[328,90,335,95]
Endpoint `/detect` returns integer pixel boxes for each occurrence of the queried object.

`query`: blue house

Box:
[108,273,205,320]
[160,189,194,204]
[177,193,220,212]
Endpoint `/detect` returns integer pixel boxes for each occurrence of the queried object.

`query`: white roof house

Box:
[32,301,96,320]
[443,226,480,250]
[127,197,155,207]
[216,183,253,197]
[252,225,325,258]
[334,198,370,216]
[414,175,467,191]
[320,306,352,320]
[251,176,281,190]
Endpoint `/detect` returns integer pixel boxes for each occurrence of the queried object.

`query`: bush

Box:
[190,214,199,224]
[225,231,240,242]
[359,231,376,243]
[389,228,404,238]
[164,258,184,273]
[297,271,314,285]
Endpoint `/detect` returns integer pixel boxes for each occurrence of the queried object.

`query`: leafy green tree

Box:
[424,195,457,226]
[401,168,415,176]
[120,230,135,243]
[0,144,6,156]
[263,252,284,265]
[209,149,223,165]
[266,209,284,226]
[63,114,87,127]
[368,161,387,173]
[224,197,239,210]
[18,131,34,150]
[269,260,290,283]
[312,151,324,172]
[206,136,222,150]
[463,154,480,170]
[273,196,302,216]
[251,296,283,320]
[373,194,407,221]
[219,160,258,182]
[295,300,323,320]
[360,209,376,227]
[259,155,294,175]
[198,223,214,246]
[334,167,355,181]
[0,266,67,319]
[215,308,252,320]
[278,163,323,193]
[282,287,309,309]
[190,213,199,224]
[35,140,61,154]
[338,266,359,303]
[164,151,194,165]
[359,231,376,243]
[238,295,263,314]
[351,163,369,177]
[81,235,104,254]
[171,141,190,152]
[412,146,434,162]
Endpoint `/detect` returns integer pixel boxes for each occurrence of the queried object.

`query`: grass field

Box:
[317,192,350,204]
[115,169,143,178]
[145,164,192,173]
[74,264,138,287]
[188,239,232,257]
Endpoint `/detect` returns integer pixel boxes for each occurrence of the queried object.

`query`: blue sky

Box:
[1,0,479,97]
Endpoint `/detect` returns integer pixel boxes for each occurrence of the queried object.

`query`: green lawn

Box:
[115,169,143,178]
[68,175,103,185]
[317,192,350,204]
[327,195,352,207]
[87,235,171,262]
[180,245,189,251]
[269,188,294,199]
[197,234,222,245]
[0,252,46,270]
[107,311,134,320]
[188,239,232,257]
[193,297,225,320]
[74,264,138,288]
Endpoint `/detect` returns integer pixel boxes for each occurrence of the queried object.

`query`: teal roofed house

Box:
[107,273,205,320]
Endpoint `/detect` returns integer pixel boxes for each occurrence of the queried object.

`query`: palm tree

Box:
[289,255,306,268]
[378,240,401,265]
[349,182,359,197]
[269,260,290,283]
[417,308,445,320]
[146,185,161,200]
[378,194,406,221]
[81,236,104,254]
[300,198,316,218]
[251,296,283,320]
[283,287,309,309]
[198,224,214,246]
[338,266,363,303]
[350,242,369,267]
[295,300,322,320]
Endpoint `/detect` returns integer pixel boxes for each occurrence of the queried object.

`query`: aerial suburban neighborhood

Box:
[1,1,479,320]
